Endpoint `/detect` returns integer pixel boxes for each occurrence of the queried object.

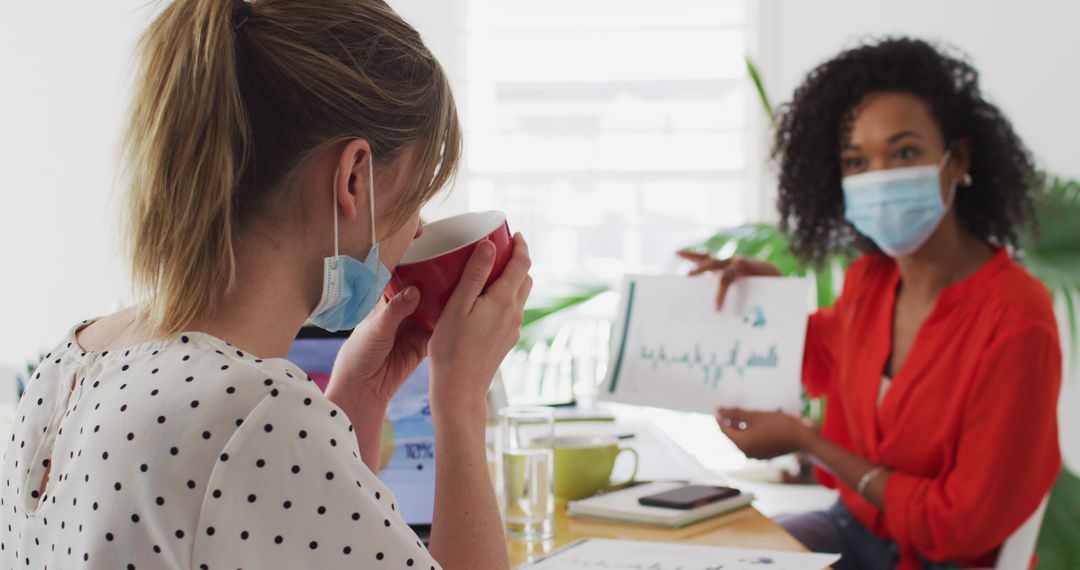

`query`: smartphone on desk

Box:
[637,485,740,510]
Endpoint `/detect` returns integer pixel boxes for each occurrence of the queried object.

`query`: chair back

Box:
[992,496,1050,570]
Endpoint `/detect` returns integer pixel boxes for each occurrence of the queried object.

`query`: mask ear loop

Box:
[332,170,341,258]
[330,150,376,259]
[368,152,377,247]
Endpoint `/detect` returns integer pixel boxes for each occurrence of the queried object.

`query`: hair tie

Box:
[234,2,254,31]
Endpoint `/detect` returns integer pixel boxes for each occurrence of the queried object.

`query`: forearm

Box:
[427,399,509,570]
[799,429,888,508]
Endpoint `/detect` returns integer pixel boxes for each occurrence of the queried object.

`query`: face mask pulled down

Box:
[308,156,392,332]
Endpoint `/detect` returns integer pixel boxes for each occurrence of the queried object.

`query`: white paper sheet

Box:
[599,275,809,416]
[520,538,839,570]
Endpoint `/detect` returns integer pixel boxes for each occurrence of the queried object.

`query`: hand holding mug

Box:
[428,233,533,413]
[326,288,431,410]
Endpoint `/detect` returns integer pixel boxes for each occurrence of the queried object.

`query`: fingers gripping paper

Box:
[600,275,810,416]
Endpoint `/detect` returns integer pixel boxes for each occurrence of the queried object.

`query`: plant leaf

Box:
[745,57,775,127]
[1036,468,1080,568]
[517,284,612,349]
[815,266,835,309]
[1020,174,1080,353]
[521,285,610,329]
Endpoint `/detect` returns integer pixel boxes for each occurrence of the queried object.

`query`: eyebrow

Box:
[841,130,923,151]
[888,130,922,143]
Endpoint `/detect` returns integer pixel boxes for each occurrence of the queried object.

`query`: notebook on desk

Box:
[567,481,754,528]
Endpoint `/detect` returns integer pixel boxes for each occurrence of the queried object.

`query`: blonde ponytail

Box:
[124,0,248,334]
[122,0,461,335]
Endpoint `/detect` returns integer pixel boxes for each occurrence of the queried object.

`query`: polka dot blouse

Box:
[0,321,439,569]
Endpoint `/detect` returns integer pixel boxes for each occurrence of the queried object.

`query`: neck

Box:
[894,219,995,301]
[188,226,322,359]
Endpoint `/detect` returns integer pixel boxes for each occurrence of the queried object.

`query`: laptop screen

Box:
[286,327,436,527]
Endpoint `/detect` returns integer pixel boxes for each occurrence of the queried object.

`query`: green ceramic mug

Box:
[550,436,638,501]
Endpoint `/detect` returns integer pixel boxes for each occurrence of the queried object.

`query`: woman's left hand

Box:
[717,408,810,460]
[326,286,431,412]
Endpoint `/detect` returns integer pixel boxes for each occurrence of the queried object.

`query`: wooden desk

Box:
[508,503,807,566]
[497,411,811,566]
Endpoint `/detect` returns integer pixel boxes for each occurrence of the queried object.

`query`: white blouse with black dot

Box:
[0,321,439,570]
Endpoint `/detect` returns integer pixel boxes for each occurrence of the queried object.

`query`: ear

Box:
[951,137,974,186]
[334,139,374,222]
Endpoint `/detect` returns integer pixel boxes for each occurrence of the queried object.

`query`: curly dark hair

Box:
[772,37,1038,266]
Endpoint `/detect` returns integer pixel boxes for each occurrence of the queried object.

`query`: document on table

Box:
[519,538,840,570]
[600,275,810,416]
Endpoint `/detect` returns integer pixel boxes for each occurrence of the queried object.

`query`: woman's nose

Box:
[414,221,424,239]
[867,158,890,172]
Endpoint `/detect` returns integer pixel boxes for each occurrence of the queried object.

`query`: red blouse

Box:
[803,249,1061,569]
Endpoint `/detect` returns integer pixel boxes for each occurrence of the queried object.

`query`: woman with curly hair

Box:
[680,38,1060,569]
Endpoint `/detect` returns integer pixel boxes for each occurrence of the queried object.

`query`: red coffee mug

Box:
[384,211,512,330]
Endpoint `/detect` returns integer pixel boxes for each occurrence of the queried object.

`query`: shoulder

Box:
[962,253,1060,389]
[984,254,1056,329]
[189,378,435,568]
[207,368,356,454]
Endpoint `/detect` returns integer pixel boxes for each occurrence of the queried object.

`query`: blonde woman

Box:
[0,1,529,569]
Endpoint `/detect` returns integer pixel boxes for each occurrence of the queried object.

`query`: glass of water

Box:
[496,406,555,540]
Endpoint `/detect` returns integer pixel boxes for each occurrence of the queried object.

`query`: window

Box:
[457,0,757,287]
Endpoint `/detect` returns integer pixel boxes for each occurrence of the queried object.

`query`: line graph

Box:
[639,341,779,389]
[601,275,808,416]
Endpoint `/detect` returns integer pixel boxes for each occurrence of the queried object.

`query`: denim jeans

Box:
[775,501,962,570]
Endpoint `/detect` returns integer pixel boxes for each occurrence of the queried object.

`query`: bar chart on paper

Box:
[600,275,810,416]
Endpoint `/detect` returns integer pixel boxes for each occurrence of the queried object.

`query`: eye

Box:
[895,146,919,160]
[842,156,866,171]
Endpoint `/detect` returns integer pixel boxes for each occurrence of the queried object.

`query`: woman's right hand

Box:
[426,234,529,570]
[676,250,781,310]
[428,233,532,413]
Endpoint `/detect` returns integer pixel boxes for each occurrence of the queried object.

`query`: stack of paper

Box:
[521,538,840,570]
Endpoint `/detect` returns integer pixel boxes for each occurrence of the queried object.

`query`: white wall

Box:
[754,0,1080,472]
[0,3,148,368]
[755,0,1080,184]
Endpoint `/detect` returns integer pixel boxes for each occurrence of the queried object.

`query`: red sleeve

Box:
[803,306,838,398]
[884,323,1062,561]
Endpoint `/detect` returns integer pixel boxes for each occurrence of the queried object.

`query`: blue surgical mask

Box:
[842,151,955,257]
[308,156,392,332]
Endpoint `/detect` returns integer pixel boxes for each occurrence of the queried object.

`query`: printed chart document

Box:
[520,538,839,570]
[600,275,810,416]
